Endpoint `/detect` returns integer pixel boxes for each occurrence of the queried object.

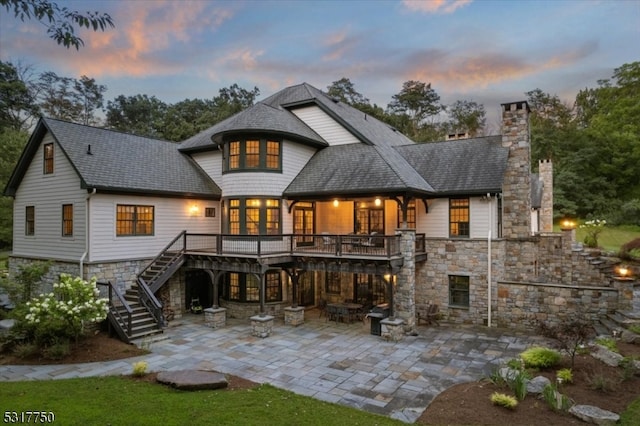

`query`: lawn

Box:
[0,376,403,426]
[558,223,640,253]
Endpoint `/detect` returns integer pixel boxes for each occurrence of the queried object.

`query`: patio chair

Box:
[190,297,203,314]
[318,299,327,318]
[416,303,439,325]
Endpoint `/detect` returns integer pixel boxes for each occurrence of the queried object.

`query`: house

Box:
[4,83,632,341]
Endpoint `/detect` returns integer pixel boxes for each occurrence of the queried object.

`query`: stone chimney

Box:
[538,159,553,233]
[501,101,531,239]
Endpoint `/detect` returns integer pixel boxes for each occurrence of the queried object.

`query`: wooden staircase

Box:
[102,231,188,343]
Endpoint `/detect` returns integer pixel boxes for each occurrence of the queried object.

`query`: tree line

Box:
[1,60,639,249]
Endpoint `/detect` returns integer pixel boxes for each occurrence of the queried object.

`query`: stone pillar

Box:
[539,159,554,233]
[395,229,416,331]
[250,314,274,338]
[284,306,305,326]
[611,277,635,311]
[501,101,532,239]
[204,307,227,328]
[380,317,405,342]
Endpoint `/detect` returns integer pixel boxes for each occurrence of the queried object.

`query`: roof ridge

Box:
[376,145,435,192]
[43,117,175,144]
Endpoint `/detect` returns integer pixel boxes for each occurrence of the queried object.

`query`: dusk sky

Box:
[1,0,639,127]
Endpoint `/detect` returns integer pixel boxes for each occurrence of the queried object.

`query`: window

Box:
[355,201,384,234]
[449,198,470,237]
[326,272,341,294]
[449,275,470,307]
[116,205,154,236]
[25,206,35,236]
[225,272,282,302]
[224,138,281,172]
[62,204,73,236]
[397,200,416,229]
[205,207,216,218]
[43,143,54,174]
[226,198,281,235]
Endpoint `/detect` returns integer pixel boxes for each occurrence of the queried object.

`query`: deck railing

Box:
[183,232,426,258]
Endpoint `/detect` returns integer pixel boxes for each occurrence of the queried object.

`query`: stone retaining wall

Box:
[495,281,619,330]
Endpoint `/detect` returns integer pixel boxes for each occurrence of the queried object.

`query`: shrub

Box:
[542,384,571,411]
[587,371,616,392]
[556,368,573,384]
[490,392,518,409]
[12,342,38,359]
[508,369,530,401]
[520,347,562,369]
[0,261,50,306]
[619,238,640,261]
[629,324,640,335]
[537,316,594,368]
[595,337,619,353]
[23,274,109,346]
[43,340,70,360]
[579,219,606,248]
[132,361,149,377]
[619,357,639,381]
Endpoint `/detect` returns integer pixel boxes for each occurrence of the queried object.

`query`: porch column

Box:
[396,228,416,331]
[259,272,266,316]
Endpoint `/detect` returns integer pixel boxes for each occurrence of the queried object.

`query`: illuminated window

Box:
[43,143,54,174]
[226,198,280,235]
[449,198,470,237]
[25,206,35,236]
[62,204,73,236]
[224,138,281,172]
[225,272,282,302]
[116,205,154,236]
[397,200,416,228]
[245,140,260,168]
[229,199,240,235]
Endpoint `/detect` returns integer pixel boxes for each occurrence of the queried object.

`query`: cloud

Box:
[402,0,472,14]
[321,28,362,62]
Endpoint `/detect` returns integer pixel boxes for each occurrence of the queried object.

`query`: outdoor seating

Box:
[416,303,440,326]
[326,302,363,324]
[318,299,327,318]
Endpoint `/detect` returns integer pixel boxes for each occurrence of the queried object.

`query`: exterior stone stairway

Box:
[593,286,640,337]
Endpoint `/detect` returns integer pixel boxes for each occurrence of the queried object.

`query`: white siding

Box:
[417,197,498,239]
[12,133,87,261]
[221,140,316,197]
[191,151,222,183]
[89,195,220,262]
[291,105,361,146]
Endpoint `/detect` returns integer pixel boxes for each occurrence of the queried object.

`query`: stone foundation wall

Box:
[219,299,289,319]
[495,281,619,330]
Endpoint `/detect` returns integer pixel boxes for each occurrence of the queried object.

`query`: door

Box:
[355,202,384,234]
[294,202,315,246]
[298,272,315,306]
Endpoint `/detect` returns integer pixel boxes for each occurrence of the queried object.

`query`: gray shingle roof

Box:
[395,136,508,195]
[7,118,221,198]
[284,143,434,198]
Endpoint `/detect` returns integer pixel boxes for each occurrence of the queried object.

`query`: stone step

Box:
[592,321,610,337]
[618,310,640,320]
[598,317,622,336]
[607,312,639,327]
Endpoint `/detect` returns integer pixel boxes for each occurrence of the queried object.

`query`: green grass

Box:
[555,223,640,253]
[620,396,640,426]
[0,376,403,426]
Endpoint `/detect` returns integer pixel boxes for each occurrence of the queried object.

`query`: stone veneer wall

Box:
[495,281,619,329]
[395,229,416,330]
[9,256,150,296]
[219,300,288,319]
[538,159,554,233]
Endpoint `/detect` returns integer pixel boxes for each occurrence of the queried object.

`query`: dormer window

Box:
[224,138,281,172]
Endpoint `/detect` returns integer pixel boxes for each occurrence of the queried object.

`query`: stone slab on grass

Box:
[156,370,228,391]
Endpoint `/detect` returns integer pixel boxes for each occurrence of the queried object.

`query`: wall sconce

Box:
[560,219,576,231]
[375,198,382,207]
[333,199,339,207]
[189,204,199,216]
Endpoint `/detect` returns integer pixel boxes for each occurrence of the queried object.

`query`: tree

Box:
[326,77,370,106]
[211,84,260,123]
[387,80,444,141]
[163,98,217,142]
[0,128,28,248]
[105,94,168,139]
[0,61,40,131]
[445,100,486,137]
[1,0,114,50]
[74,75,106,126]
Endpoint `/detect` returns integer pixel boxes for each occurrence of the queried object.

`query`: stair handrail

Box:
[97,280,133,337]
[137,277,164,328]
[137,230,187,285]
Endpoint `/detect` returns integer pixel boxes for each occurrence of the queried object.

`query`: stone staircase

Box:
[593,286,640,337]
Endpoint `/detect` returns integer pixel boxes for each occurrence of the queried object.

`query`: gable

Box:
[290,105,361,146]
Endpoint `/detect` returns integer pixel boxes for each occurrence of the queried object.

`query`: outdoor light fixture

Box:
[375,198,382,207]
[189,204,199,216]
[617,265,630,278]
[333,199,339,207]
[560,219,576,231]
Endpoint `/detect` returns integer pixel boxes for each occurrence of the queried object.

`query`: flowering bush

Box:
[24,274,109,345]
[579,219,606,248]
